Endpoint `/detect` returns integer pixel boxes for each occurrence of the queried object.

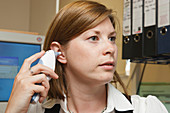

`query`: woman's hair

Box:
[43,0,127,100]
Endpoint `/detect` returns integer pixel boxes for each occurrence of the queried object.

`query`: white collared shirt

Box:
[28,83,168,113]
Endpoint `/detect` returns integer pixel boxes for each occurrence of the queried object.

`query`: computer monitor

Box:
[0,30,45,101]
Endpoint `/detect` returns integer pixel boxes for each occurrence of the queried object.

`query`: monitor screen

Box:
[0,41,41,101]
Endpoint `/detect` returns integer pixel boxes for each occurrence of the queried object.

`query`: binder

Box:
[122,0,133,59]
[131,0,143,59]
[157,0,170,56]
[143,0,157,57]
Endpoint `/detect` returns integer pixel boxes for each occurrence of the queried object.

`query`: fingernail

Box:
[40,97,44,103]
[55,74,59,79]
[42,82,46,88]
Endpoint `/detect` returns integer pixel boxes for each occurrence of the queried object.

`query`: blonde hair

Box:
[43,0,127,100]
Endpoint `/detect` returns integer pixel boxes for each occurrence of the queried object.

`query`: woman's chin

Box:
[97,74,114,84]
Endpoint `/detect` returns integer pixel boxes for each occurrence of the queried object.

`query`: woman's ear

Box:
[50,42,67,64]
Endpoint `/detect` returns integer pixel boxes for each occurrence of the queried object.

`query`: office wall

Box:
[29,0,56,35]
[0,0,30,31]
[142,64,170,82]
[59,0,76,8]
[0,0,56,35]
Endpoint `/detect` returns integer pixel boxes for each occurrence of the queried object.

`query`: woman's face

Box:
[63,17,118,85]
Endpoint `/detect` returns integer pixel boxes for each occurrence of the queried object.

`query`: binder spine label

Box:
[123,0,131,36]
[158,0,170,28]
[144,0,156,27]
[132,0,143,35]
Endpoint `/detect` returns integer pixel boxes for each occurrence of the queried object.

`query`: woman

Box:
[5,1,168,113]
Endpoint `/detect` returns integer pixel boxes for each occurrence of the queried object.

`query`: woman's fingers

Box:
[16,50,58,102]
[27,74,50,103]
[16,74,50,103]
[5,51,58,113]
[18,50,58,79]
[30,64,58,79]
[20,51,45,72]
[38,81,50,103]
[30,74,50,86]
[10,50,58,104]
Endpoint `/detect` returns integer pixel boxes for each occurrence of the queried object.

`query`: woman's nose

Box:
[102,40,116,56]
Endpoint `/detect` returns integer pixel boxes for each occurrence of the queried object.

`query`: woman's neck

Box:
[67,83,107,113]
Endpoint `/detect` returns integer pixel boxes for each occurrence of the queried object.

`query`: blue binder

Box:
[157,0,170,56]
[158,26,170,56]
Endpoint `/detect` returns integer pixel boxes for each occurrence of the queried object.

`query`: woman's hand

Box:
[5,51,59,113]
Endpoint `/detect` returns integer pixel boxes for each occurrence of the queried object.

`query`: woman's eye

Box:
[109,37,116,42]
[89,36,99,41]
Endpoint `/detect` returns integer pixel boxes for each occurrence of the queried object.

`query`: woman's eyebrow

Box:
[85,30,116,36]
[109,31,116,36]
[92,30,100,34]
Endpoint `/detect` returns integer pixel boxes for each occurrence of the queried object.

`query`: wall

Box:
[59,0,76,8]
[0,0,56,35]
[29,0,56,35]
[142,64,170,82]
[0,0,30,31]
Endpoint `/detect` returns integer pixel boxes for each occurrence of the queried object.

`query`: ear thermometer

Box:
[30,50,61,104]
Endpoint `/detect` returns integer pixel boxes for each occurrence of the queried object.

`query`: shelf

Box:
[130,56,170,64]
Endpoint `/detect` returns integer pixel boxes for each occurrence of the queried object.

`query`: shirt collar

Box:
[42,94,69,113]
[42,83,134,112]
[105,83,134,112]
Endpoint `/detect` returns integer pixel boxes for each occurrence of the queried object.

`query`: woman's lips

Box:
[99,61,115,70]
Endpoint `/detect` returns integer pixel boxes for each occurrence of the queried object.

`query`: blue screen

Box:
[0,41,41,101]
